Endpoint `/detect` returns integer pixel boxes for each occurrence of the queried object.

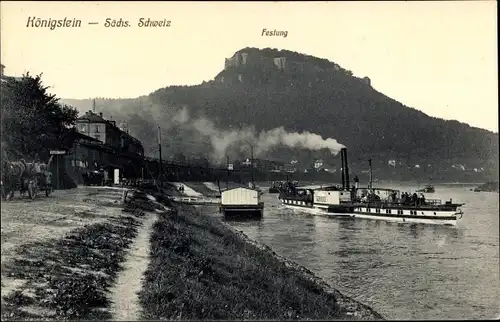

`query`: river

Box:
[207,182,499,320]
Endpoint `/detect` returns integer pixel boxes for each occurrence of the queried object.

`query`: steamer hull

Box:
[278,195,462,226]
[348,204,460,226]
[277,148,464,226]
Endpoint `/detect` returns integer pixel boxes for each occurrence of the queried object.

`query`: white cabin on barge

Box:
[220,187,264,219]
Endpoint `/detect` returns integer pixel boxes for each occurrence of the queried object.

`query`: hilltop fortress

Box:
[216,47,371,87]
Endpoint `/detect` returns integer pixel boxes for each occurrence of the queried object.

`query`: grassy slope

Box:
[1,190,165,320]
[1,216,141,320]
[139,203,384,320]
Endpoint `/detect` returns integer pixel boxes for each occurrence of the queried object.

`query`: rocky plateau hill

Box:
[61,47,499,181]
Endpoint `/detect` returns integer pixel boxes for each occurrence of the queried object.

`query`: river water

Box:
[206,183,499,320]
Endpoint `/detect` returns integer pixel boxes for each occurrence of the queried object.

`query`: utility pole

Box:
[368,159,373,190]
[250,144,254,187]
[56,155,59,190]
[226,155,230,190]
[157,126,162,187]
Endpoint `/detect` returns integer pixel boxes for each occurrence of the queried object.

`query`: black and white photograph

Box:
[1,1,498,320]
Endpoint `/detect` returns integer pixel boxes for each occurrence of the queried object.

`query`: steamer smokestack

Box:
[340,148,349,190]
[344,148,350,190]
[341,148,346,189]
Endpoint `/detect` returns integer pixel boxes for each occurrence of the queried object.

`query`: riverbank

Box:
[0,187,168,320]
[1,182,384,320]
[221,219,386,319]
[138,184,384,320]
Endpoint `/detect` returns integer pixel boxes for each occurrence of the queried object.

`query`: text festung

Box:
[261,28,288,38]
[26,17,82,30]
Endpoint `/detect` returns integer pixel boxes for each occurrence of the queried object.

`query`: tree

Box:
[0,73,78,162]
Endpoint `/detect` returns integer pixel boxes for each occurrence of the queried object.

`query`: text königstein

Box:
[25,17,171,29]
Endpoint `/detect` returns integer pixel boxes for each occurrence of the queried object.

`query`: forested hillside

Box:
[62,47,498,181]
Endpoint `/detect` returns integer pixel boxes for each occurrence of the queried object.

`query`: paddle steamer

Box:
[278,148,464,226]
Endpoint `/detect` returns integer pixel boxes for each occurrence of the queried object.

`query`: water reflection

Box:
[409,223,419,239]
[223,216,263,223]
[219,186,499,320]
[429,224,461,240]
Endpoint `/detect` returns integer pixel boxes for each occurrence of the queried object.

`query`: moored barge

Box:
[278,148,464,226]
[220,186,264,219]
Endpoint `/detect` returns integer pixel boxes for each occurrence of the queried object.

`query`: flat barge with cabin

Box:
[278,148,464,226]
[220,185,264,219]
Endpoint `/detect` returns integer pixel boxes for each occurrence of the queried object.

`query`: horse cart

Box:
[1,157,53,201]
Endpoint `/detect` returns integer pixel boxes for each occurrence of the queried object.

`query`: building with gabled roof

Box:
[76,110,144,156]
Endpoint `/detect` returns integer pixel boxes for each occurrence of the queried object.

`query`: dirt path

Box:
[108,211,158,321]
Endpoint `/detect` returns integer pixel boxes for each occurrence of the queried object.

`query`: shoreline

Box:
[173,181,384,318]
[138,201,385,320]
[139,182,384,320]
[216,213,385,320]
[1,183,385,320]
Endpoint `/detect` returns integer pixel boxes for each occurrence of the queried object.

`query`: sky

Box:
[1,1,498,132]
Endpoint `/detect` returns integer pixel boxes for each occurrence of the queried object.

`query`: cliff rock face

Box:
[217,48,357,87]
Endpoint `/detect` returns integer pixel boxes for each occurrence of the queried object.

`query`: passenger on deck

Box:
[402,192,410,204]
[412,192,418,205]
[353,175,359,189]
[419,193,426,205]
[391,191,397,203]
[370,193,381,202]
